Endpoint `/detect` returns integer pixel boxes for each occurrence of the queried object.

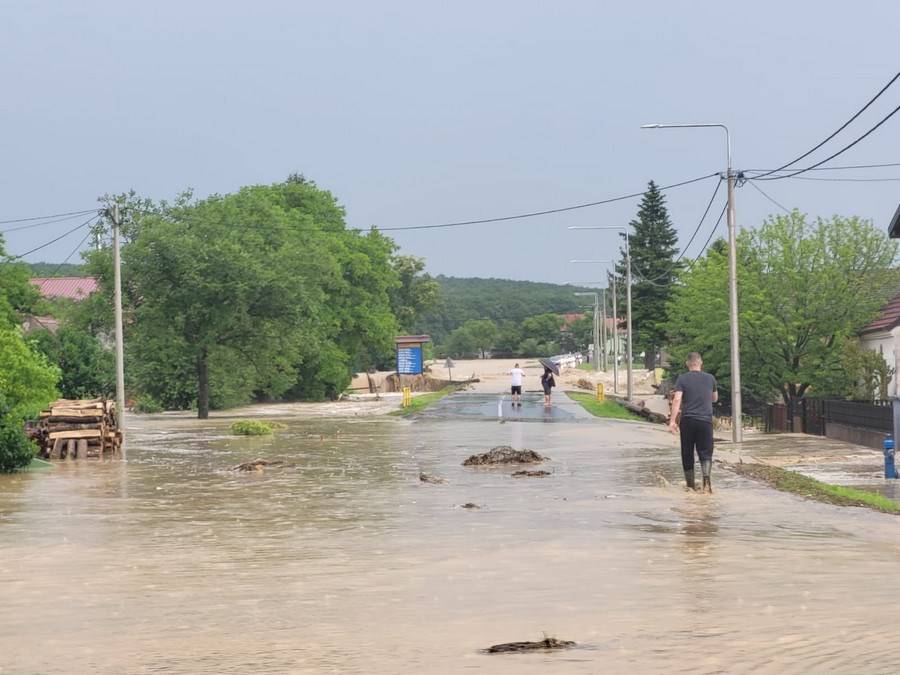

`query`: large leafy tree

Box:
[83,177,400,416]
[617,181,681,368]
[666,212,897,407]
[391,255,439,332]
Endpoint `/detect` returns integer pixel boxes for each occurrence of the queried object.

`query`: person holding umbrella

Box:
[539,358,559,407]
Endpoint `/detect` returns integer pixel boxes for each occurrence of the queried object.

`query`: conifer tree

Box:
[617,181,680,368]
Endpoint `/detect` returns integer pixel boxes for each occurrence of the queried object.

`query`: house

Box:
[859,291,900,398]
[21,276,99,333]
[30,276,99,301]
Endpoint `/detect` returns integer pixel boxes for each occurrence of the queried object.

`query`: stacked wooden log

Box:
[27,399,122,460]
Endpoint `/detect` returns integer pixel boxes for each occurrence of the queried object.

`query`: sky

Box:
[2,0,899,284]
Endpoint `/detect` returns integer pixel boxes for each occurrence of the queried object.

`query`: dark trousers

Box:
[680,416,714,471]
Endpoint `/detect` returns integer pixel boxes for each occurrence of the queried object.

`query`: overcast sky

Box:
[2,1,898,284]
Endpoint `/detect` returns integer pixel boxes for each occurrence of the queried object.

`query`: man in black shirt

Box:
[668,352,718,492]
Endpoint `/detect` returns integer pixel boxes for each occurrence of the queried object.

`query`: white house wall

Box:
[859,329,899,398]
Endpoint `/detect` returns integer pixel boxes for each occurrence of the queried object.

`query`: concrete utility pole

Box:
[600,288,607,371]
[642,122,742,442]
[574,292,600,371]
[108,204,126,455]
[610,273,619,394]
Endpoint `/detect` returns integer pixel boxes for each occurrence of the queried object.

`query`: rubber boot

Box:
[700,459,712,493]
[684,468,696,491]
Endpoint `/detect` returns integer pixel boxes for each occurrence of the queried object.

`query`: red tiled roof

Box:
[30,276,99,301]
[861,291,900,334]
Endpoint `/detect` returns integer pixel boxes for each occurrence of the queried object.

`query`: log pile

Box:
[27,399,122,460]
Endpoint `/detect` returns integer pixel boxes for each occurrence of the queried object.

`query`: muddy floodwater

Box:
[3,392,900,673]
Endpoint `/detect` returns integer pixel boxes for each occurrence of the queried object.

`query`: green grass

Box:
[730,462,900,514]
[390,386,460,416]
[230,420,287,436]
[576,362,595,371]
[566,392,643,421]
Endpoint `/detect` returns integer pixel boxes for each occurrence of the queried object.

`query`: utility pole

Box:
[623,232,634,401]
[108,204,126,457]
[568,240,631,401]
[610,273,619,394]
[600,288,607,371]
[642,122,742,441]
[574,292,600,371]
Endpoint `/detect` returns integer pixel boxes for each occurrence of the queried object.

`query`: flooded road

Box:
[3,393,900,673]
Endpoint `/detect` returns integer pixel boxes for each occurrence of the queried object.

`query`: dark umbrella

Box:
[539,358,560,376]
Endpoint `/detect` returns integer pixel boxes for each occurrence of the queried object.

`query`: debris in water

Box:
[512,470,551,478]
[419,472,447,484]
[486,636,575,653]
[231,459,286,472]
[463,446,547,466]
[460,502,481,509]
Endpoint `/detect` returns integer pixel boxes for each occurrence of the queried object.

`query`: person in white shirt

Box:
[509,363,525,406]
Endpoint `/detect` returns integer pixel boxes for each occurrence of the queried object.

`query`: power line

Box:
[0,208,98,226]
[33,228,96,283]
[746,180,791,215]
[377,172,719,231]
[751,70,900,179]
[684,203,728,270]
[743,161,900,173]
[780,175,900,183]
[754,102,900,180]
[6,215,100,261]
[1,210,101,234]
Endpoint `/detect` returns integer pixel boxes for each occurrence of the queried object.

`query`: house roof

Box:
[889,203,900,239]
[30,276,99,301]
[861,291,900,334]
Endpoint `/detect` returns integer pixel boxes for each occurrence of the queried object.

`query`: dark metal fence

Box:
[765,398,892,436]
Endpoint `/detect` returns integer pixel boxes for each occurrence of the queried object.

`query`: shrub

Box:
[0,415,36,472]
[133,394,164,414]
[230,420,285,436]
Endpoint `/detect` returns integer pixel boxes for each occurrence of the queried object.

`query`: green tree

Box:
[618,181,681,368]
[27,327,115,400]
[0,235,41,326]
[83,178,400,415]
[666,212,897,407]
[391,255,439,332]
[0,326,59,472]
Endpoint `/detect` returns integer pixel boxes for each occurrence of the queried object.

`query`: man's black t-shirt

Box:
[675,371,717,421]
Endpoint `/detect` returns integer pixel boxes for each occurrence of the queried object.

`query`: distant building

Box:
[30,276,99,301]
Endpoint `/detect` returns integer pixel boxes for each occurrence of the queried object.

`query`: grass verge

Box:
[390,386,460,416]
[566,392,643,421]
[728,462,900,514]
[230,420,287,436]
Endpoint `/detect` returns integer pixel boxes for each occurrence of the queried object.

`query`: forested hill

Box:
[415,275,592,343]
[27,262,88,277]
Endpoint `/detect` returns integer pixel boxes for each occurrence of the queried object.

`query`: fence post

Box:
[596,383,605,402]
[402,387,412,408]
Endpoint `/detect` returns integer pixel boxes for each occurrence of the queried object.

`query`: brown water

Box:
[3,395,900,674]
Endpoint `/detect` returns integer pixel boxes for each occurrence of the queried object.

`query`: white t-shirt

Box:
[509,368,524,386]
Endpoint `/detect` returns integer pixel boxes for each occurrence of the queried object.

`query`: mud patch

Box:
[463,446,547,466]
[419,472,447,484]
[512,470,551,478]
[231,459,287,472]
[459,502,481,509]
[485,637,575,653]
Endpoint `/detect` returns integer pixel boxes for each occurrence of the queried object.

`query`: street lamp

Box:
[641,122,742,442]
[574,292,600,372]
[571,228,634,401]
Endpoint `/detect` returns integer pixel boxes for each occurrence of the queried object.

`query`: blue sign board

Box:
[397,346,423,375]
